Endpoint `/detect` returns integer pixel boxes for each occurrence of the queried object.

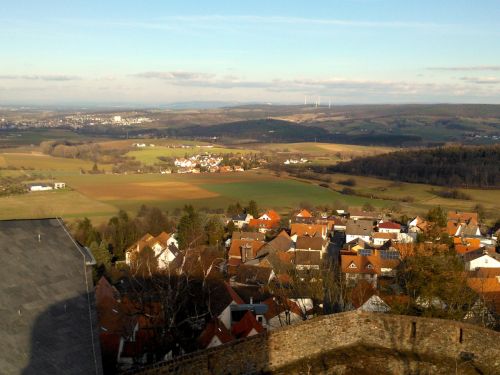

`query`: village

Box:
[93,205,500,372]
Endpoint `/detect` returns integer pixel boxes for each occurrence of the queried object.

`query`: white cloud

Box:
[427,66,500,72]
[0,74,81,81]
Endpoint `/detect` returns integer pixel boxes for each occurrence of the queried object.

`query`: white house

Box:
[378,221,401,234]
[30,185,53,192]
[232,213,253,229]
[466,254,500,271]
[54,182,66,189]
[125,232,179,270]
[345,219,372,244]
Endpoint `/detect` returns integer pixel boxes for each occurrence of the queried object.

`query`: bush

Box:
[338,178,356,187]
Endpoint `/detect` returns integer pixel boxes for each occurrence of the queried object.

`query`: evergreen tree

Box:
[89,241,112,280]
[177,205,205,250]
[205,216,225,247]
[246,200,259,218]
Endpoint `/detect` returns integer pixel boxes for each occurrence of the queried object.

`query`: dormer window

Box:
[366,263,374,269]
[348,262,357,269]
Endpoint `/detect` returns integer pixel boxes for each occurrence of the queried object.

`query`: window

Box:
[349,262,357,269]
[366,263,373,269]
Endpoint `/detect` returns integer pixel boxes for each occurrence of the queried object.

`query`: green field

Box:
[127,145,255,165]
[0,140,498,224]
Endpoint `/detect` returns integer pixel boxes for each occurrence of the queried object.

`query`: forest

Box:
[328,145,500,188]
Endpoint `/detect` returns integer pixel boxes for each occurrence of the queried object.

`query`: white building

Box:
[466,254,500,271]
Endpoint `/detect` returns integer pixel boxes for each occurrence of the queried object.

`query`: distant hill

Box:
[328,144,500,188]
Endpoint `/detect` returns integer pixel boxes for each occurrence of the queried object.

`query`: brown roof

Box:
[341,254,400,275]
[295,236,325,251]
[290,223,327,238]
[126,231,170,254]
[232,232,265,241]
[346,219,373,236]
[467,277,500,313]
[229,239,265,259]
[256,231,293,258]
[262,297,303,320]
[372,232,398,240]
[235,265,273,285]
[470,268,500,278]
[294,250,321,266]
[448,211,478,224]
[207,281,245,317]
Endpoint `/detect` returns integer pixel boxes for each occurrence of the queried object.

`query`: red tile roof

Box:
[378,222,401,230]
[231,311,265,338]
[198,319,234,348]
[295,209,313,218]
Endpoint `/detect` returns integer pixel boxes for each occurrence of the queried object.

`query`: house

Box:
[0,218,103,374]
[447,211,479,236]
[407,216,430,233]
[262,297,306,330]
[292,209,314,223]
[331,217,348,232]
[29,183,53,192]
[228,238,266,271]
[232,231,266,241]
[290,223,328,240]
[231,311,265,339]
[378,221,401,234]
[248,210,281,233]
[465,253,500,271]
[54,182,66,189]
[198,318,234,349]
[96,277,164,370]
[295,235,327,258]
[341,252,400,288]
[255,230,294,258]
[345,219,373,243]
[125,232,179,270]
[231,213,253,229]
[349,210,379,221]
[234,264,274,286]
[466,277,500,321]
[372,232,397,246]
[348,279,384,312]
[294,250,322,270]
[207,281,245,330]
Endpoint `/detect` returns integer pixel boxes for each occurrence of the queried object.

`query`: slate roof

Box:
[0,218,102,375]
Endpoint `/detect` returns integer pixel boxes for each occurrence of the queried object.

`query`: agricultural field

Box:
[0,151,99,172]
[328,173,499,222]
[0,138,497,224]
[251,142,395,165]
[126,144,255,165]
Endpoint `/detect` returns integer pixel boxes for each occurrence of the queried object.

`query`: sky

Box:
[1,0,499,106]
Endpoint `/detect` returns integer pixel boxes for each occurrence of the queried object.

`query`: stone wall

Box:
[131,311,500,375]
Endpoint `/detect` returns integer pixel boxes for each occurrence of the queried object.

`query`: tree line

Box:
[328,145,500,188]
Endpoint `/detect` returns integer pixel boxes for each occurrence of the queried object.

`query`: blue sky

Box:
[1,0,499,105]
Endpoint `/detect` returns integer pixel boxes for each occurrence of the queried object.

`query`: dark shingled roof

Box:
[0,218,102,375]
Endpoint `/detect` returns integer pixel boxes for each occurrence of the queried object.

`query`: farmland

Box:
[0,132,497,224]
[126,145,254,165]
